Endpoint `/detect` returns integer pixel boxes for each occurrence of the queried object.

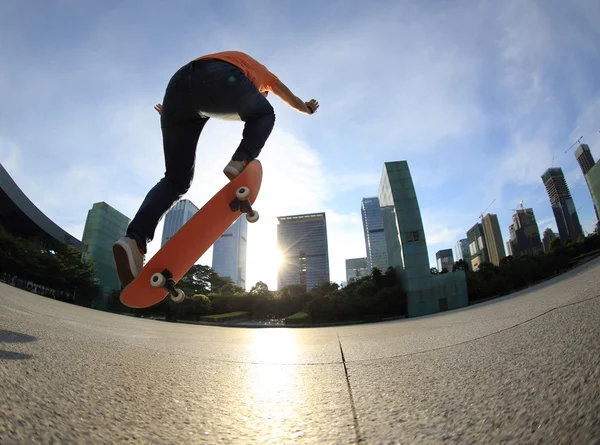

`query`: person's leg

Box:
[232,94,276,162]
[126,118,208,252]
[221,97,274,179]
[114,62,208,287]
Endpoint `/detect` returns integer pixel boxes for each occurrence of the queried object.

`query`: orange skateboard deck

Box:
[120,160,262,309]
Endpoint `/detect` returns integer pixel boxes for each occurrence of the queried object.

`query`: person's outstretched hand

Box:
[305,99,319,114]
[154,104,162,115]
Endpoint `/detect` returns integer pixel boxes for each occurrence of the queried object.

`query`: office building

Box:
[586,161,600,225]
[81,202,130,298]
[542,168,583,243]
[345,258,368,283]
[482,213,506,266]
[575,144,599,220]
[467,223,488,271]
[361,197,389,273]
[542,228,558,252]
[378,161,467,317]
[436,249,454,272]
[212,216,247,289]
[453,238,470,265]
[277,213,330,290]
[161,199,199,247]
[506,240,513,256]
[508,208,543,258]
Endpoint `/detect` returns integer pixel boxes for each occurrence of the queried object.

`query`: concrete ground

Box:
[1,258,599,444]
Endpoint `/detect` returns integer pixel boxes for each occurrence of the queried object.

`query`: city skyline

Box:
[1,1,599,289]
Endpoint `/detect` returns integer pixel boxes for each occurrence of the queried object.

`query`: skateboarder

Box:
[112,51,319,287]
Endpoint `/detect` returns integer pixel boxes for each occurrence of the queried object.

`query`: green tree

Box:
[278,284,310,317]
[371,267,384,287]
[452,259,470,272]
[549,237,563,252]
[383,267,397,287]
[250,281,270,296]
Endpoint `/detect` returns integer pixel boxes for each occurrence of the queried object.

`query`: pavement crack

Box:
[346,293,600,364]
[338,334,363,443]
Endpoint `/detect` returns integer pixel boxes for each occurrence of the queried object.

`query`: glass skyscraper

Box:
[81,202,130,298]
[211,216,248,289]
[277,213,330,291]
[345,257,368,283]
[541,168,583,243]
[161,199,199,247]
[575,144,599,221]
[378,161,467,317]
[361,197,389,273]
[453,238,470,265]
[586,162,600,226]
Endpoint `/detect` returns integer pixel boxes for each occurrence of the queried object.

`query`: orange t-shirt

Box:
[195,51,279,93]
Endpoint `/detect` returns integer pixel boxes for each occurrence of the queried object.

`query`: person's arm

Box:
[272,80,319,115]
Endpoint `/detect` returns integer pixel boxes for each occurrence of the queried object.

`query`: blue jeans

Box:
[126,60,275,251]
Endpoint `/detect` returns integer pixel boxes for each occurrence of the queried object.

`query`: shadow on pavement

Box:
[0,329,37,343]
[0,350,33,360]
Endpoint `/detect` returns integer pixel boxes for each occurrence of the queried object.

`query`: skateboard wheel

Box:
[150,272,166,288]
[171,289,185,303]
[236,187,250,201]
[246,210,259,223]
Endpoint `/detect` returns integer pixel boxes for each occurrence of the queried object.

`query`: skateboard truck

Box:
[229,186,260,223]
[149,269,186,303]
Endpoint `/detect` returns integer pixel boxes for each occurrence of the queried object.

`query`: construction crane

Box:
[565,136,583,154]
[479,198,496,220]
[509,199,525,212]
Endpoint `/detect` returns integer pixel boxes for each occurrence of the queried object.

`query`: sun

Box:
[248,248,284,288]
[274,250,284,268]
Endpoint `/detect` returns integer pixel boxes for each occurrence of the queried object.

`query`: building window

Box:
[407,231,419,242]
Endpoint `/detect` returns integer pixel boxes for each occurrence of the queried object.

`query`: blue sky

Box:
[1,0,599,289]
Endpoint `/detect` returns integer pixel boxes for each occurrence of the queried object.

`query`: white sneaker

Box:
[112,236,145,287]
[223,160,248,180]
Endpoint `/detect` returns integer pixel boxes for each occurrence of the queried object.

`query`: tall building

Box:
[467,223,488,271]
[161,199,199,247]
[436,249,454,272]
[277,213,330,290]
[585,160,600,226]
[574,144,599,221]
[506,240,513,256]
[81,202,130,298]
[361,197,389,273]
[211,216,248,289]
[542,227,558,252]
[508,208,543,258]
[345,258,368,284]
[482,213,506,266]
[541,168,583,243]
[378,161,467,317]
[0,163,81,250]
[453,238,470,265]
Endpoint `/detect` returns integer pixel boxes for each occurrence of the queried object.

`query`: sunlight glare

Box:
[244,329,303,440]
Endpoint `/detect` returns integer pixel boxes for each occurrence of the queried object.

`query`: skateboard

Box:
[120,160,262,309]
